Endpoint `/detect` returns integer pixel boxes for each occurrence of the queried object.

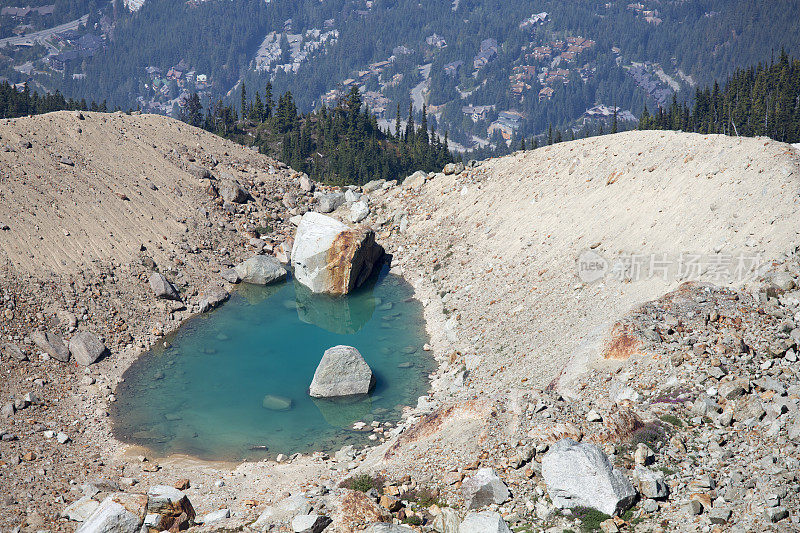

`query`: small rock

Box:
[461,468,510,509]
[68,331,107,366]
[291,513,332,533]
[149,273,180,300]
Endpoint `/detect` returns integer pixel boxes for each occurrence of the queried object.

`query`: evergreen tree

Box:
[264,82,274,119]
[240,81,247,121]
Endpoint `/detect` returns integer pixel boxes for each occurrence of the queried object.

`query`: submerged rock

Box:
[291,212,384,295]
[235,255,287,285]
[542,438,637,516]
[199,288,230,313]
[262,394,293,411]
[309,345,374,398]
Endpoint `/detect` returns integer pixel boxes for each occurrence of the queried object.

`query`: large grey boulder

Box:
[220,179,249,203]
[149,273,180,300]
[68,331,107,366]
[542,438,637,516]
[633,465,668,499]
[317,192,345,213]
[461,468,510,509]
[458,511,512,533]
[76,493,147,533]
[234,255,286,285]
[362,179,385,193]
[291,212,383,295]
[402,170,427,189]
[31,330,70,362]
[309,345,374,398]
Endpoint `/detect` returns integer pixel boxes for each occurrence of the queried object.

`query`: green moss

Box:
[402,516,423,526]
[338,473,385,492]
[572,507,611,532]
[659,414,683,427]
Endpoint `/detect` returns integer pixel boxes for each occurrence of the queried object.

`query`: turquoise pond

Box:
[112,266,433,461]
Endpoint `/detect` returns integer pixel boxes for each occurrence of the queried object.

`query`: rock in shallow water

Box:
[309,345,374,398]
[262,394,293,411]
[291,212,383,295]
[235,255,287,285]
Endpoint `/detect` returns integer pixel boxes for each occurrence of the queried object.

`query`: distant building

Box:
[538,86,554,101]
[443,60,463,77]
[1,7,31,18]
[519,12,548,29]
[461,105,494,121]
[426,33,446,48]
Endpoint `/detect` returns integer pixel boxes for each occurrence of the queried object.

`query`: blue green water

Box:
[112,266,432,461]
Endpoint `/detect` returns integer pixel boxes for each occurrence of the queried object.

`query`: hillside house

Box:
[462,105,494,121]
[426,33,447,48]
[444,60,463,77]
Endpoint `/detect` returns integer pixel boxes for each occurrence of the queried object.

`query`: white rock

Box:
[291,212,383,295]
[309,345,374,398]
[458,511,512,533]
[461,468,510,509]
[62,496,100,522]
[200,508,231,524]
[350,201,370,223]
[76,493,147,533]
[542,438,637,516]
[253,495,311,528]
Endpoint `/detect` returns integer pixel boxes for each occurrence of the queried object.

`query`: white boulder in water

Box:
[291,212,383,295]
[235,255,287,285]
[309,345,374,398]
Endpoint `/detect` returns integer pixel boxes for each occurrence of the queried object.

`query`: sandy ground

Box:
[387,131,800,391]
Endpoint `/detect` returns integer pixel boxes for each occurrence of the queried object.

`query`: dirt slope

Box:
[385,131,800,393]
[0,111,284,276]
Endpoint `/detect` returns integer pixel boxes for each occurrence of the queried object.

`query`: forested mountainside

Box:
[187,85,453,185]
[639,51,800,144]
[2,0,797,152]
